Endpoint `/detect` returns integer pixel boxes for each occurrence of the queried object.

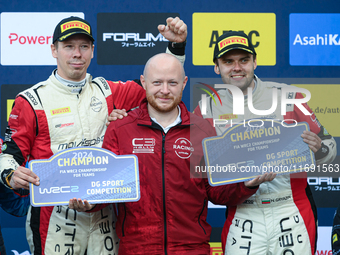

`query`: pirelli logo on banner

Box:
[192,13,276,66]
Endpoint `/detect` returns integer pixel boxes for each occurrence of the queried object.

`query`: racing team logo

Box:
[90,97,103,112]
[173,138,194,159]
[132,138,155,153]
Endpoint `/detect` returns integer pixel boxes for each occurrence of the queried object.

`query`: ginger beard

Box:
[146,90,183,113]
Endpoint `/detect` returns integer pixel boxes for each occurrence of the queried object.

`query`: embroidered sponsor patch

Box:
[173,138,194,159]
[51,107,71,115]
[219,114,237,120]
[55,123,75,129]
[90,97,103,112]
[132,138,155,153]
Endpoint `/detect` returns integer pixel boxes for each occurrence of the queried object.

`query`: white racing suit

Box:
[194,76,337,255]
[0,72,146,255]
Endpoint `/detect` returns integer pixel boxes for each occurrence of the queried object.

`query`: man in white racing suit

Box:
[0,16,187,255]
[194,31,337,255]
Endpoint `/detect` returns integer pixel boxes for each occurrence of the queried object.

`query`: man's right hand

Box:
[158,17,187,43]
[10,166,40,190]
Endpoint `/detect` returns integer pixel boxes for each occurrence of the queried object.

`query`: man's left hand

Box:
[158,17,187,43]
[301,130,322,153]
[69,198,94,212]
[107,109,128,126]
[245,172,276,188]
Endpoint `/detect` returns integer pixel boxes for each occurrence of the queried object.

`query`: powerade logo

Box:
[290,13,340,66]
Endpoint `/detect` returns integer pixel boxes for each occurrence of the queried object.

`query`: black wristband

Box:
[315,142,329,160]
[167,41,186,56]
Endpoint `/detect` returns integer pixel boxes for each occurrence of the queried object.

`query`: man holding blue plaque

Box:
[0,137,30,255]
[70,53,275,254]
[194,31,337,255]
[0,16,188,255]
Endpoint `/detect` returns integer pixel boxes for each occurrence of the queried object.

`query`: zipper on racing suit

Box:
[138,121,189,254]
[161,132,168,255]
[138,122,169,254]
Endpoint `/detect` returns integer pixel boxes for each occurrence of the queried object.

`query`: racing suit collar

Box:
[50,69,92,94]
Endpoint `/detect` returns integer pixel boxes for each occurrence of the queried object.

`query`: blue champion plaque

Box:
[29,147,140,206]
[202,120,315,186]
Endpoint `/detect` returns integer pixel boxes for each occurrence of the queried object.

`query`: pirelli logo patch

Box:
[219,114,238,120]
[51,107,71,115]
[61,21,90,33]
[219,36,248,50]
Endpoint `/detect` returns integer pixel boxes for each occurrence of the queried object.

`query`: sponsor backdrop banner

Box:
[295,84,340,137]
[290,14,340,66]
[1,12,84,65]
[97,13,178,65]
[192,13,276,66]
[0,1,339,254]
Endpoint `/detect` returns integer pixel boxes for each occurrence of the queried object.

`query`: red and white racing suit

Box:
[0,71,145,255]
[194,76,337,255]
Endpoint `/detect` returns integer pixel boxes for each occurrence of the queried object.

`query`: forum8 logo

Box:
[198,83,312,116]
